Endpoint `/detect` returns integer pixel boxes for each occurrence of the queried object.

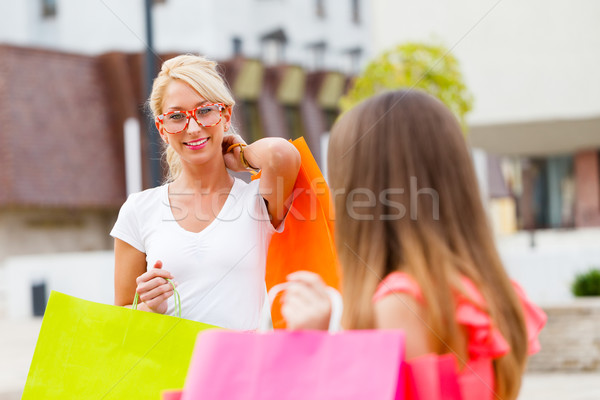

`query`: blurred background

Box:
[0,0,599,398]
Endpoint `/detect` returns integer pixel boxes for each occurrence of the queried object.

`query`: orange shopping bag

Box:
[253,137,341,328]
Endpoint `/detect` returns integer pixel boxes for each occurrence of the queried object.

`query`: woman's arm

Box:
[114,238,174,313]
[373,293,432,359]
[223,135,301,228]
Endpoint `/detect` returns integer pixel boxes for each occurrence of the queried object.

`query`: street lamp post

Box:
[144,0,162,187]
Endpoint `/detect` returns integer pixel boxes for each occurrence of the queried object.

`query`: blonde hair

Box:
[149,54,236,182]
[328,90,528,400]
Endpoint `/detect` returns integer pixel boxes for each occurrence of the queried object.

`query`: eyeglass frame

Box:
[155,102,227,134]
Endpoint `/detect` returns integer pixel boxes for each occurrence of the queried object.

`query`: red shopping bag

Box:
[253,137,341,328]
[456,358,495,400]
[179,329,407,400]
[405,354,463,400]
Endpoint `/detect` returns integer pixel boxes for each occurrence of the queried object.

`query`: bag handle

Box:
[261,282,343,332]
[132,278,181,318]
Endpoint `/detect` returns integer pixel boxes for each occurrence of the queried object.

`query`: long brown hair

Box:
[328,90,528,399]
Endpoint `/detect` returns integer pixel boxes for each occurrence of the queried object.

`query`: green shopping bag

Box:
[22,290,219,399]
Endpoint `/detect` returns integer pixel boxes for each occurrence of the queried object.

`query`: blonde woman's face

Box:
[158,79,231,166]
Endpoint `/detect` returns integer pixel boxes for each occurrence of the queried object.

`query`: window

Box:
[284,106,304,141]
[261,29,288,66]
[276,66,306,140]
[232,37,243,57]
[343,47,362,75]
[307,42,327,71]
[42,0,57,18]
[247,102,264,143]
[323,109,338,131]
[518,156,574,230]
[263,40,284,66]
[239,101,264,143]
[232,60,265,142]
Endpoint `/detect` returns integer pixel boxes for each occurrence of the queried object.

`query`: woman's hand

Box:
[135,260,175,314]
[281,271,332,331]
[222,134,248,172]
[223,136,300,228]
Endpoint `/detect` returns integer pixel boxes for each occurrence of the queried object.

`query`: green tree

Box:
[572,268,600,297]
[340,42,474,131]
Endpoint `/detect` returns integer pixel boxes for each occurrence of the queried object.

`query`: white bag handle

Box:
[260,281,343,332]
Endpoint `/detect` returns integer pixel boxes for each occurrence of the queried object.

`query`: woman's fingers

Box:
[138,279,174,303]
[221,134,245,153]
[133,261,174,314]
[222,135,249,171]
[280,272,332,331]
[282,291,330,331]
[142,289,173,310]
[135,278,173,302]
[283,281,325,306]
[285,271,330,303]
[137,280,174,314]
[283,284,331,317]
[138,275,168,291]
[286,271,327,291]
[136,266,173,286]
[223,151,240,171]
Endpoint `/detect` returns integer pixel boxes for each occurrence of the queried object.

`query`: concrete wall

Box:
[0,208,117,318]
[0,209,117,262]
[498,228,600,306]
[528,299,600,372]
[1,251,114,319]
[371,0,600,125]
[0,0,371,73]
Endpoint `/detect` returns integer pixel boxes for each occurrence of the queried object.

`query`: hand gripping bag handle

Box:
[132,278,182,318]
[260,282,343,332]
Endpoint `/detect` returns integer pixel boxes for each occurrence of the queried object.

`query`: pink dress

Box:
[373,272,547,400]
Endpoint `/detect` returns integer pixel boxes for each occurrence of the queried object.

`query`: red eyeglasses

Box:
[156,103,225,134]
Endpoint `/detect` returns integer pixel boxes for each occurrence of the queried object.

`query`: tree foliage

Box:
[340,42,474,131]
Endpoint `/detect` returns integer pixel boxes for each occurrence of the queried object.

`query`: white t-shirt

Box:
[110,178,281,330]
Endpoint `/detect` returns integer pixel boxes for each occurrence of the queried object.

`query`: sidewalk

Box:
[520,373,600,400]
[0,318,42,400]
[1,318,599,399]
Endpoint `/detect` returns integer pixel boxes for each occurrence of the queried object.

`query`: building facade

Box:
[371,0,600,234]
[0,0,370,74]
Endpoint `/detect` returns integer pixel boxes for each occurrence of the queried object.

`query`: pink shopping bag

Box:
[179,329,407,400]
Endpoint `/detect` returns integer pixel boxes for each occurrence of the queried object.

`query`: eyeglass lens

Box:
[163,105,222,133]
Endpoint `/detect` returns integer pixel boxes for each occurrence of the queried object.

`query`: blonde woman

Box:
[111,55,300,330]
[281,90,545,399]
